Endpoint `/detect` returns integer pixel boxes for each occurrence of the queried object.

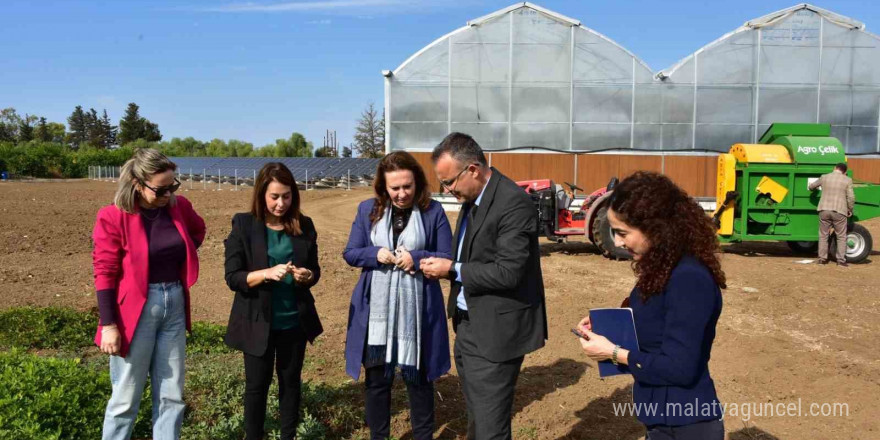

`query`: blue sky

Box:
[2,0,877,150]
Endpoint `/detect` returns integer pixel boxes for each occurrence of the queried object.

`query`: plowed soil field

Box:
[1,180,878,439]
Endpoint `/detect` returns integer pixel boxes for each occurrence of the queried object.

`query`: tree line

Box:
[1,101,386,178]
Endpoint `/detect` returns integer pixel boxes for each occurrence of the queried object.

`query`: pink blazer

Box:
[92,195,206,357]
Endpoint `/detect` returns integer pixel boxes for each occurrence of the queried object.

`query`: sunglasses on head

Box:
[140,178,181,197]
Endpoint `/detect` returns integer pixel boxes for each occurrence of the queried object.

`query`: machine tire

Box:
[829,223,873,264]
[787,241,818,254]
[592,205,632,260]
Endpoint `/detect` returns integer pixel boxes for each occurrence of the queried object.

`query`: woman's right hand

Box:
[577,315,592,334]
[264,262,293,282]
[100,325,121,355]
[377,248,397,265]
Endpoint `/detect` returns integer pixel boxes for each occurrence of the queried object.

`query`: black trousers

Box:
[244,327,308,440]
[364,364,435,440]
[646,419,725,440]
[453,316,524,440]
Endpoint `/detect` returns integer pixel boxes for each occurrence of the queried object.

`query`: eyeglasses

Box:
[439,164,474,192]
[140,178,181,197]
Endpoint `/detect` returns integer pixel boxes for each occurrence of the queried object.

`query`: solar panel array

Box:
[169,157,381,181]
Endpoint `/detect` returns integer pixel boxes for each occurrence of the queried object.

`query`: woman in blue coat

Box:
[344,151,452,440]
[578,171,726,440]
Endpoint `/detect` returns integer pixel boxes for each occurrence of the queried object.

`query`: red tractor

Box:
[516,178,632,260]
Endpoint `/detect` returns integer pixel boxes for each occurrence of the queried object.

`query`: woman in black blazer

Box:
[224,162,323,440]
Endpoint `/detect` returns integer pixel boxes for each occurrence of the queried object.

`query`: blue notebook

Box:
[589,308,640,378]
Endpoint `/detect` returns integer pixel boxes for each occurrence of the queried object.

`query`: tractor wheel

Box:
[787,241,818,254]
[829,223,873,264]
[592,206,632,260]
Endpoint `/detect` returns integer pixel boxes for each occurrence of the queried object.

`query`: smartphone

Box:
[571,328,588,340]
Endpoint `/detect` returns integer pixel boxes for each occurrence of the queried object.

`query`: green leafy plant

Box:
[0,307,96,351]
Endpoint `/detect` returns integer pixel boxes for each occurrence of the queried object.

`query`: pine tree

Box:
[118,103,161,145]
[117,103,142,146]
[67,106,88,149]
[342,146,353,158]
[142,119,162,142]
[34,117,52,142]
[18,114,34,143]
[86,108,106,148]
[101,110,118,147]
[353,102,385,158]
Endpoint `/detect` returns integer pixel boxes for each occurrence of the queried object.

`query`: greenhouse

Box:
[385,2,880,154]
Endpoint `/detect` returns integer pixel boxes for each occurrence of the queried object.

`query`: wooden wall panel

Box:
[576,154,619,192]
[488,153,576,187]
[488,153,533,182]
[849,158,880,183]
[409,152,440,192]
[619,156,663,179]
[529,153,576,187]
[409,150,842,198]
[664,156,717,197]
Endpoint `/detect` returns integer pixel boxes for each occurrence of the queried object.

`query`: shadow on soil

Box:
[540,241,602,257]
[388,358,590,439]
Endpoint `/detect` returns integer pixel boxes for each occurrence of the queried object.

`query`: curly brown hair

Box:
[608,171,726,301]
[370,151,432,225]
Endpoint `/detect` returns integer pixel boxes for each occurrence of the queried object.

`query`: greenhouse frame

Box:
[385,2,880,155]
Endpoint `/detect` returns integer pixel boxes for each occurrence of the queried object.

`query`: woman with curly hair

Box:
[577,171,726,440]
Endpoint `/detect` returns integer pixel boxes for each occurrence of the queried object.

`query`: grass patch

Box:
[0,307,363,439]
[0,307,232,355]
[0,348,153,440]
[0,307,96,351]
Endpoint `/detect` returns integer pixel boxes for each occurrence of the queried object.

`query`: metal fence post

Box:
[203,169,207,190]
[190,168,193,190]
[234,169,238,191]
[348,169,351,190]
[305,169,308,191]
[218,169,222,191]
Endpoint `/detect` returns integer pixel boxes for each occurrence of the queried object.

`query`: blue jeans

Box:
[102,281,186,440]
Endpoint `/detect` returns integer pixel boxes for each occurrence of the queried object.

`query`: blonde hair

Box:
[114,148,178,213]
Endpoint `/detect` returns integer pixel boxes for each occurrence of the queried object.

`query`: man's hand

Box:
[421,257,453,280]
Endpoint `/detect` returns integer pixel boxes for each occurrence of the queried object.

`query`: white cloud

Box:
[306,19,333,24]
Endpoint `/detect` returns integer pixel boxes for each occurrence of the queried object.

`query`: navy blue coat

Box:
[627,256,723,427]
[343,198,452,382]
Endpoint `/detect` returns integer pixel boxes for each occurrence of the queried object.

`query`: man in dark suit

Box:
[421,132,547,440]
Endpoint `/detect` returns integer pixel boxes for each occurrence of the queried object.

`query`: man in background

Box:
[809,162,855,266]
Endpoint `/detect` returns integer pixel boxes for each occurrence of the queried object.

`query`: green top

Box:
[266,227,299,330]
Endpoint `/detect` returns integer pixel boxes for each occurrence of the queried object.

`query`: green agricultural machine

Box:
[713,123,880,263]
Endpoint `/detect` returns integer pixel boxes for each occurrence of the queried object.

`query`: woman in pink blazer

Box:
[92,148,206,440]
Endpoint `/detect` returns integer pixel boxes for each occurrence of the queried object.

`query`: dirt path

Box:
[1,180,878,439]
